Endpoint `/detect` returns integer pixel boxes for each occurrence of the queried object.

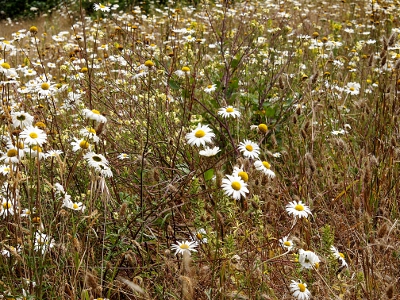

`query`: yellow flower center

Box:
[79,140,90,149]
[144,60,154,67]
[262,161,271,169]
[30,26,38,33]
[182,66,190,72]
[3,202,12,209]
[35,121,46,128]
[226,107,234,113]
[7,149,18,157]
[349,87,355,91]
[258,123,268,133]
[179,243,190,249]
[88,127,96,134]
[237,171,248,182]
[3,167,10,172]
[73,203,79,209]
[41,83,50,90]
[339,252,345,258]
[91,109,100,115]
[196,233,203,239]
[32,145,42,152]
[314,262,319,269]
[99,4,106,8]
[294,204,304,211]
[195,129,205,138]
[298,283,306,292]
[284,241,291,246]
[231,181,241,191]
[245,144,253,151]
[207,85,213,89]
[1,62,10,69]
[29,132,38,139]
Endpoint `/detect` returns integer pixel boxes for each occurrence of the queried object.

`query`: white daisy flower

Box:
[0,198,15,218]
[279,236,294,251]
[93,3,111,12]
[204,84,216,93]
[330,245,348,268]
[11,111,34,128]
[79,127,100,143]
[344,82,360,95]
[94,162,113,178]
[221,174,249,200]
[193,228,208,244]
[185,123,215,147]
[62,198,86,212]
[34,232,55,254]
[0,164,13,176]
[199,146,220,157]
[272,152,281,158]
[289,280,311,300]
[1,244,22,257]
[0,148,20,164]
[232,166,249,182]
[171,240,198,256]
[254,160,276,178]
[21,208,34,217]
[82,108,107,123]
[218,106,241,118]
[117,153,130,160]
[19,126,47,146]
[238,139,260,159]
[285,200,311,219]
[84,152,113,177]
[84,152,109,168]
[45,150,63,159]
[36,81,55,97]
[298,249,320,269]
[71,137,91,152]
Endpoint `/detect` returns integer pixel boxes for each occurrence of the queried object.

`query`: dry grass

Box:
[0,0,399,299]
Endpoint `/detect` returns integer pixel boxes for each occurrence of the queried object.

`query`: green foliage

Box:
[0,0,62,20]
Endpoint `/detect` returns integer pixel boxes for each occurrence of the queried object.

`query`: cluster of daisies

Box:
[1,0,389,297]
[182,110,350,299]
[185,121,276,201]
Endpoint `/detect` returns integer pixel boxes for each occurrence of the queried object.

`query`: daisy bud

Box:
[30,26,38,34]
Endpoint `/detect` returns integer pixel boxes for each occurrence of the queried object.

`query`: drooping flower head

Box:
[254,160,276,178]
[279,236,294,251]
[289,280,311,300]
[330,245,348,268]
[298,249,320,269]
[82,108,107,123]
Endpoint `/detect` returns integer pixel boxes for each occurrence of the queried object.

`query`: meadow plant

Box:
[0,0,399,299]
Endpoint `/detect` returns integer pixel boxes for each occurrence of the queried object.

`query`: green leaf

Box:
[204,168,214,181]
[168,79,180,90]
